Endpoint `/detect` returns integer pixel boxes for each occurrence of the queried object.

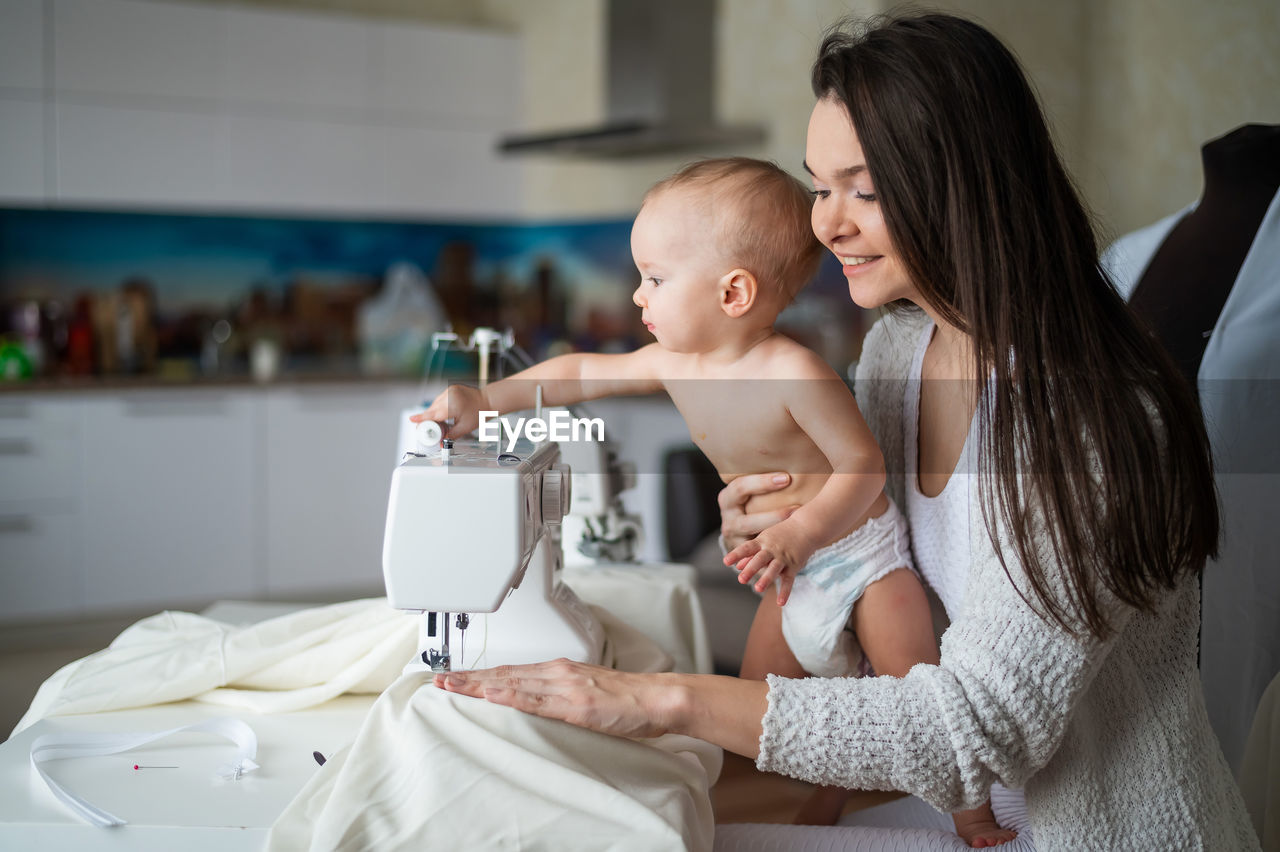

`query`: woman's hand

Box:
[435,659,682,740]
[436,660,771,758]
[409,384,485,440]
[717,472,800,551]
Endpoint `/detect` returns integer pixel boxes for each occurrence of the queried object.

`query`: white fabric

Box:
[13,598,420,734]
[564,561,714,674]
[13,565,712,736]
[267,667,721,852]
[756,309,1259,850]
[781,501,913,678]
[1101,187,1280,772]
[12,568,719,848]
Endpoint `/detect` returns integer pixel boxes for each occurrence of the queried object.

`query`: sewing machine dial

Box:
[541,465,571,524]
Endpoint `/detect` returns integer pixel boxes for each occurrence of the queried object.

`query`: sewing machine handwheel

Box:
[542,464,571,524]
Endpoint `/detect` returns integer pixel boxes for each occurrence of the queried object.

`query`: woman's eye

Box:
[855,190,878,202]
[809,189,830,200]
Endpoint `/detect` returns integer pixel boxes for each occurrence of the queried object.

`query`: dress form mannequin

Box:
[1128,124,1280,389]
[1106,124,1280,778]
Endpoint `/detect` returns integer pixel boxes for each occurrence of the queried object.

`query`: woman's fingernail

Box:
[772,474,789,484]
[446,673,467,686]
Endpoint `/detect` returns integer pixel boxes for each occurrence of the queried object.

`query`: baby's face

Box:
[630,189,732,353]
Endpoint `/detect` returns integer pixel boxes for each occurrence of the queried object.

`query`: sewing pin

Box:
[133,764,178,770]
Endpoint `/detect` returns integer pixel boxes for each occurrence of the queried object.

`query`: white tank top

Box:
[902,321,983,620]
[902,321,1031,829]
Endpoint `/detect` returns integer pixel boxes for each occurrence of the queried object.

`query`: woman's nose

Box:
[813,200,855,246]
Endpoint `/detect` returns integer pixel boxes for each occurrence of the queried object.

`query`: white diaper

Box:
[780,499,914,677]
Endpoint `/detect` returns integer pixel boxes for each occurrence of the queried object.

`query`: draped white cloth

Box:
[11,566,722,849]
[266,666,720,852]
[14,598,419,734]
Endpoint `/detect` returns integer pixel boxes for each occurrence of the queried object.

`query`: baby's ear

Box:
[719,268,758,318]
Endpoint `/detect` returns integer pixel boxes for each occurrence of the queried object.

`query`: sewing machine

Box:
[557,433,643,566]
[382,433,606,673]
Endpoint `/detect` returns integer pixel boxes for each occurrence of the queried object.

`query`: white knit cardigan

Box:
[756,310,1260,850]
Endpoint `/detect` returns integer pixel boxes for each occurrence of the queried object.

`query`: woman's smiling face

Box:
[805,96,917,310]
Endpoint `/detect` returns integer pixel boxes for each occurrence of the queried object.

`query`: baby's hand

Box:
[410,384,486,441]
[723,521,816,606]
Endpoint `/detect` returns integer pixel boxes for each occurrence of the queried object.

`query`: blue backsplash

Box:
[0,206,866,381]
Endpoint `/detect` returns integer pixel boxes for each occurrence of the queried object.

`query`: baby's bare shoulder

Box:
[754,335,841,380]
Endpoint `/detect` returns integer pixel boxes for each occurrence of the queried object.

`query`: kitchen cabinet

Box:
[0,0,46,202]
[0,510,83,620]
[55,102,227,206]
[54,0,225,102]
[0,396,80,506]
[219,4,373,111]
[0,383,690,623]
[78,390,259,612]
[261,383,424,597]
[1,0,522,216]
[0,396,83,620]
[0,0,45,90]
[0,99,45,202]
[0,383,428,622]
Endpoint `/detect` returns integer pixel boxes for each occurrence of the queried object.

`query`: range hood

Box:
[498,0,765,158]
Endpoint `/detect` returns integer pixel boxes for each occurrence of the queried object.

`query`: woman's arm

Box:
[434,662,769,758]
[756,538,1135,811]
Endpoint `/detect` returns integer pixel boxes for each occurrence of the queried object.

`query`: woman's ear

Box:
[719,268,758,318]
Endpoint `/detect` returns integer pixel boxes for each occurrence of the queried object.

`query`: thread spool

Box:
[415,419,444,451]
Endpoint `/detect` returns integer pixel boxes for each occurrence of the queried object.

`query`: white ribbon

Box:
[30,717,259,827]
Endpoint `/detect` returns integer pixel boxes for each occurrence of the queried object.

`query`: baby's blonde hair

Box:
[643,157,823,305]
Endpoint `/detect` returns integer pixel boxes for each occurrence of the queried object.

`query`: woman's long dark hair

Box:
[812,12,1219,639]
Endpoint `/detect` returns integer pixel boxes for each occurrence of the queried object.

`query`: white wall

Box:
[463,0,1278,235]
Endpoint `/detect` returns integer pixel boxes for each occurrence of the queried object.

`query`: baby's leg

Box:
[739,593,806,681]
[851,567,938,675]
[854,570,1017,848]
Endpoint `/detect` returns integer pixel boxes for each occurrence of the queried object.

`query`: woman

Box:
[438,12,1259,849]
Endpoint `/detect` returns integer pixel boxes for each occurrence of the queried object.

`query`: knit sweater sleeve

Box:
[757,311,1134,813]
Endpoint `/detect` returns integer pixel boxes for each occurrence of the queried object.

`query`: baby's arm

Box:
[412,345,666,439]
[725,351,886,604]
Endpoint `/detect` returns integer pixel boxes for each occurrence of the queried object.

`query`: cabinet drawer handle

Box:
[0,515,34,533]
[0,438,34,456]
[124,400,229,417]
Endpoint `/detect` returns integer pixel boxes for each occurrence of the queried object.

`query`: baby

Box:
[416,157,1012,845]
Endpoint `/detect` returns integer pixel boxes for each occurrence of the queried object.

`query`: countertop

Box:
[0,372,440,395]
